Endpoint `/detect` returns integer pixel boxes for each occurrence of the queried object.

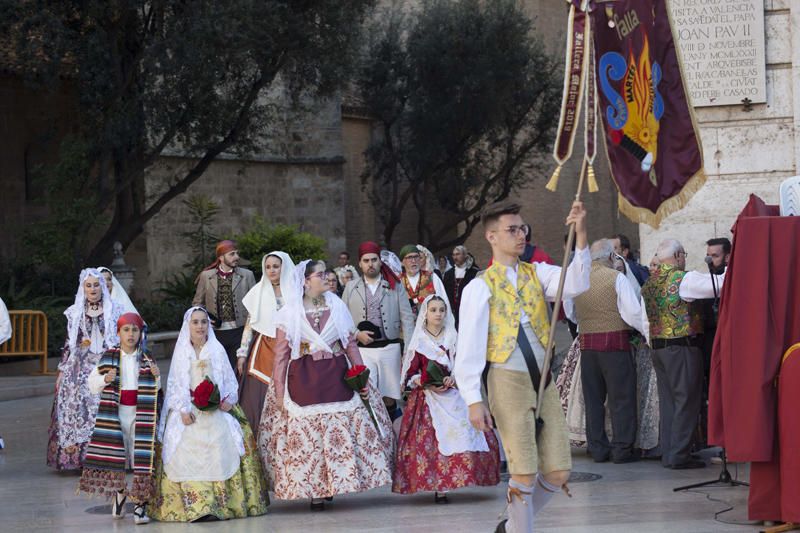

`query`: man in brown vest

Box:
[572,239,647,463]
[193,240,256,369]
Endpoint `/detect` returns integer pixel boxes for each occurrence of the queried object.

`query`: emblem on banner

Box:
[599,31,663,184]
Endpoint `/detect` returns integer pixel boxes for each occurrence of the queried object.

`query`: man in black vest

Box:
[442,245,479,327]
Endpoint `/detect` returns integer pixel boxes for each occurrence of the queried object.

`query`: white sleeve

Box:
[563,298,576,323]
[535,246,591,301]
[0,298,11,345]
[453,279,490,406]
[88,365,107,395]
[215,348,240,405]
[615,273,646,335]
[679,270,726,301]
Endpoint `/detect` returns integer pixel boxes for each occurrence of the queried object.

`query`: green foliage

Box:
[232,219,327,274]
[2,0,377,263]
[358,0,562,251]
[154,272,197,308]
[181,195,220,271]
[136,300,185,333]
[21,138,105,272]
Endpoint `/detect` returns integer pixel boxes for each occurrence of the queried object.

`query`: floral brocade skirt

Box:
[258,382,395,500]
[392,389,500,494]
[150,405,269,522]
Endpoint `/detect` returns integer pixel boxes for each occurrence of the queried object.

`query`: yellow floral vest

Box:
[480,261,551,363]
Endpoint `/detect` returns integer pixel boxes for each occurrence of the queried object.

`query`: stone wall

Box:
[135,157,346,299]
[639,1,799,271]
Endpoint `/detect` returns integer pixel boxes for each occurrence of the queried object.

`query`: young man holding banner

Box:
[454,200,590,533]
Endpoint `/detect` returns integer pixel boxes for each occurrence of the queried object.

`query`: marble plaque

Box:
[669,0,766,107]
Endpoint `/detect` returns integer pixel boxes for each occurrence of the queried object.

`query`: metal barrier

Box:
[0,310,53,374]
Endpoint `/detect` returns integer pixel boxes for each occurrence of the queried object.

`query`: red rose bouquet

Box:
[191,376,220,411]
[344,365,380,434]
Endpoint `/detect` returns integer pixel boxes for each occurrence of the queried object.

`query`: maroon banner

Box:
[591,0,705,227]
[546,4,589,192]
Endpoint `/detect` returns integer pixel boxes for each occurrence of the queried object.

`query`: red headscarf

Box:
[117,312,145,331]
[358,241,399,289]
[197,240,238,281]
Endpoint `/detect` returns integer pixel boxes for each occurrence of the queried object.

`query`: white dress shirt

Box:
[454,247,591,406]
[366,278,381,295]
[679,270,726,301]
[454,265,467,279]
[88,349,142,394]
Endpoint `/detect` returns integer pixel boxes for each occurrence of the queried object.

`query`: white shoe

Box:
[133,504,150,525]
[112,492,127,519]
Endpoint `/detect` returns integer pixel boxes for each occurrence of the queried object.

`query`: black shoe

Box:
[310,500,325,511]
[324,496,334,502]
[434,492,449,504]
[672,459,706,469]
[592,453,611,463]
[494,519,508,533]
[613,454,639,464]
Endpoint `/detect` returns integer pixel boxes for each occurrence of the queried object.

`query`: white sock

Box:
[531,474,560,515]
[506,479,534,533]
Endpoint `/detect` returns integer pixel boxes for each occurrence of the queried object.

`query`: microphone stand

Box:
[674,260,748,492]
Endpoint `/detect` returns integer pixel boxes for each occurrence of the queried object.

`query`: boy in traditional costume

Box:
[79,312,160,525]
[454,200,590,533]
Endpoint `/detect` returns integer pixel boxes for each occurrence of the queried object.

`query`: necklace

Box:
[86,301,101,312]
[425,326,444,338]
[306,295,325,329]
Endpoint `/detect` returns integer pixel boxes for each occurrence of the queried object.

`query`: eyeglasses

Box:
[403,254,422,261]
[305,271,326,280]
[676,251,688,258]
[493,225,530,237]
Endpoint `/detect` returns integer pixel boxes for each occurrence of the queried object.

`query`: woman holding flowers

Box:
[392,295,500,501]
[258,260,394,511]
[151,306,268,522]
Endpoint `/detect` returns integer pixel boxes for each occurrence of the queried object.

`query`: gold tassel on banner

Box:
[587,163,598,192]
[545,165,562,192]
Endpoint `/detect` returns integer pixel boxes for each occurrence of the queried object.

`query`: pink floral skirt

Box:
[258,383,394,500]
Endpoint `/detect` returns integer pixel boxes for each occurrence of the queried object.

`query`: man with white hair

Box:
[641,238,725,469]
[572,239,647,464]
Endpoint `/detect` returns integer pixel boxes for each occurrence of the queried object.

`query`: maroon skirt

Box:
[287,354,353,407]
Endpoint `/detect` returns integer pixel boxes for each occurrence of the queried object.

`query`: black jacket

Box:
[443,265,479,324]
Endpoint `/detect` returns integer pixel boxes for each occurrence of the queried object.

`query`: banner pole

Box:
[535,158,588,423]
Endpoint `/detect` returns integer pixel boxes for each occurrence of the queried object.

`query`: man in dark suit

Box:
[442,245,479,327]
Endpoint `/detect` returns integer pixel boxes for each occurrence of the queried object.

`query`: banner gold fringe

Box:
[616,169,707,229]
[545,165,562,191]
[587,164,598,193]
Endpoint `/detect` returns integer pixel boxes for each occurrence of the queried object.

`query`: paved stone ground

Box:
[0,384,761,533]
